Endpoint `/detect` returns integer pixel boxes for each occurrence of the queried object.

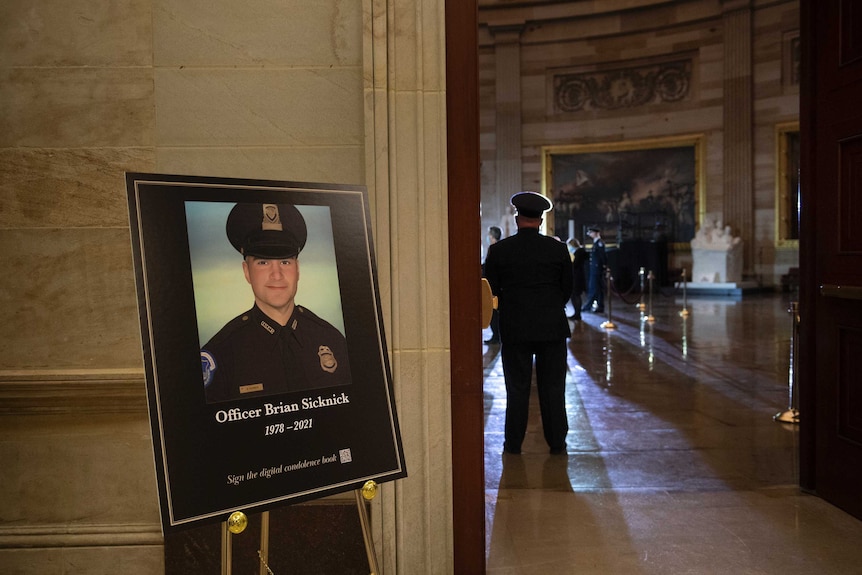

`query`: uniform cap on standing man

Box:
[510,191,552,218]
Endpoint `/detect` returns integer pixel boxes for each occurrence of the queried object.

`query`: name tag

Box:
[239,383,264,394]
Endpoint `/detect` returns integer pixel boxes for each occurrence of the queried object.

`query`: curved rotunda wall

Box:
[479,0,686,20]
[479,0,799,285]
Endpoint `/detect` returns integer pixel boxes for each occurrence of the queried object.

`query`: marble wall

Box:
[0,0,453,573]
[478,0,799,285]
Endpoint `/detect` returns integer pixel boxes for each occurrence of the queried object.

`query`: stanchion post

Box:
[600,267,616,330]
[774,301,800,423]
[645,270,656,323]
[638,267,646,311]
[679,268,689,317]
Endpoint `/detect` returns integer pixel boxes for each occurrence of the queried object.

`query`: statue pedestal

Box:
[682,280,759,298]
[691,244,743,283]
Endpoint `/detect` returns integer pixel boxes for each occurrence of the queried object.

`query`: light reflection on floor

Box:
[483,290,862,574]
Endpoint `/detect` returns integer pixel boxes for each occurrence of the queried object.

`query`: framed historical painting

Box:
[775,122,800,247]
[541,134,705,247]
[126,172,407,533]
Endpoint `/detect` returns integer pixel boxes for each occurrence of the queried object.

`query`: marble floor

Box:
[482,290,862,574]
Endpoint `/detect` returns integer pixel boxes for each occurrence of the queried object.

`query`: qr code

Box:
[339,448,352,464]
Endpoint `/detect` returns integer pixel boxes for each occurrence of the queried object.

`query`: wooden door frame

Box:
[797,0,816,493]
[446,0,486,572]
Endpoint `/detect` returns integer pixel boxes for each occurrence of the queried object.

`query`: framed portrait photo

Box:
[126,173,406,533]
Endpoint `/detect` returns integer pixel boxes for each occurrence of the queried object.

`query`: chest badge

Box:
[318,345,338,373]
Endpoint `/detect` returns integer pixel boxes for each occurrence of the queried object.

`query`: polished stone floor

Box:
[483,290,862,574]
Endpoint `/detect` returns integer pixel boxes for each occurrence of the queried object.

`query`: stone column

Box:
[490,24,525,235]
[722,0,754,276]
[365,0,454,571]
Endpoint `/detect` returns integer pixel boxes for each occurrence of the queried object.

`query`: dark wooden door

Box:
[800,0,862,520]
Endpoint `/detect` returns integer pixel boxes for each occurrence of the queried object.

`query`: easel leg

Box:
[259,511,271,575]
[355,489,380,575]
[221,522,232,575]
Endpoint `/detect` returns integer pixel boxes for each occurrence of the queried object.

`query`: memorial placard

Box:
[126,173,406,533]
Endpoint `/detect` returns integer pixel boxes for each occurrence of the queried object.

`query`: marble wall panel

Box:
[388,94,422,350]
[154,69,363,147]
[418,93,449,350]
[386,91,449,351]
[774,245,798,268]
[154,146,364,185]
[698,45,725,101]
[0,0,153,67]
[0,412,162,574]
[0,546,163,575]
[153,0,360,67]
[390,348,452,568]
[0,68,154,149]
[0,413,159,525]
[0,148,155,229]
[0,228,142,370]
[388,0,445,92]
[752,125,777,206]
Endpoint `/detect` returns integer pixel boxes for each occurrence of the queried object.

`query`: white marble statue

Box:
[690,219,743,283]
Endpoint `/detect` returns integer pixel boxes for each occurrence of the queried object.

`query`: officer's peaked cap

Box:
[226,202,307,259]
[511,191,552,218]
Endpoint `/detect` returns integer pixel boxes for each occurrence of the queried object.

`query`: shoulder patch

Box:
[201,350,216,387]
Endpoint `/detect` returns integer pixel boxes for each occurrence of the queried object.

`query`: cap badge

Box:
[318,345,338,373]
[261,204,283,231]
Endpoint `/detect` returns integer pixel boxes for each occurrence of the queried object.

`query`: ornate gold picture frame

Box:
[775,122,800,247]
[542,134,705,248]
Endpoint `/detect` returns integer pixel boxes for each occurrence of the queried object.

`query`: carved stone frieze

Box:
[553,59,691,113]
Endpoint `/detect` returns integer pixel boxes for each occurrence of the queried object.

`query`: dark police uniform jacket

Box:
[483,228,572,343]
[201,304,351,403]
[572,246,588,294]
[589,238,607,273]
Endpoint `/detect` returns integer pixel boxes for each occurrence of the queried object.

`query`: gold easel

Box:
[220,481,381,575]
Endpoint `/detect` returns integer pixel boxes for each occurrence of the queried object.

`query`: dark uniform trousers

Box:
[501,339,568,452]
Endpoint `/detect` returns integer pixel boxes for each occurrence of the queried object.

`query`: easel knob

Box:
[361,480,379,501]
[227,511,248,534]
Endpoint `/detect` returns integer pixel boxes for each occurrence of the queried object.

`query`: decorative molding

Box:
[783,30,800,90]
[0,370,147,415]
[553,59,691,113]
[0,522,163,549]
[488,22,525,43]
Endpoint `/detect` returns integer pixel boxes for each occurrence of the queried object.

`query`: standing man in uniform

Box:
[582,226,608,313]
[201,202,351,403]
[483,225,502,345]
[484,192,572,455]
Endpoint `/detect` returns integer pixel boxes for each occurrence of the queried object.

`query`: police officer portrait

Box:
[187,201,352,403]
